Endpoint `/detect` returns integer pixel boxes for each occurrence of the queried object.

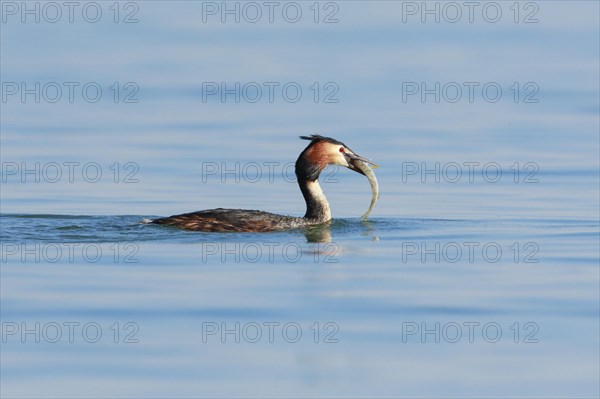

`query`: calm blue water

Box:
[1,1,599,398]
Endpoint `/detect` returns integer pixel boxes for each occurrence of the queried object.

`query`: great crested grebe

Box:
[150,135,377,232]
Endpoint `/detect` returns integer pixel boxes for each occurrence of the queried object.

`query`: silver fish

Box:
[355,161,379,219]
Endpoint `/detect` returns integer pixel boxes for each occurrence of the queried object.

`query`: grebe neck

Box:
[299,178,331,223]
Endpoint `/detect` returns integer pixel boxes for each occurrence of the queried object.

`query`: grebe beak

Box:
[345,152,378,175]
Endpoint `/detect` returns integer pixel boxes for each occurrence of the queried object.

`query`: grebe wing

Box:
[151,208,299,232]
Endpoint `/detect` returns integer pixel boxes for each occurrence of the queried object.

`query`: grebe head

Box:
[296,134,377,181]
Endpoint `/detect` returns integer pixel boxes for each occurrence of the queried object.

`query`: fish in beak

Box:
[344,151,378,175]
[344,151,380,219]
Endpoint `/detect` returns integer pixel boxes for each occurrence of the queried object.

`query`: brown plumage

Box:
[151,209,301,232]
[150,135,376,232]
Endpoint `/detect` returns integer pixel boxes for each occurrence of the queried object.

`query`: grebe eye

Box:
[339,147,345,153]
